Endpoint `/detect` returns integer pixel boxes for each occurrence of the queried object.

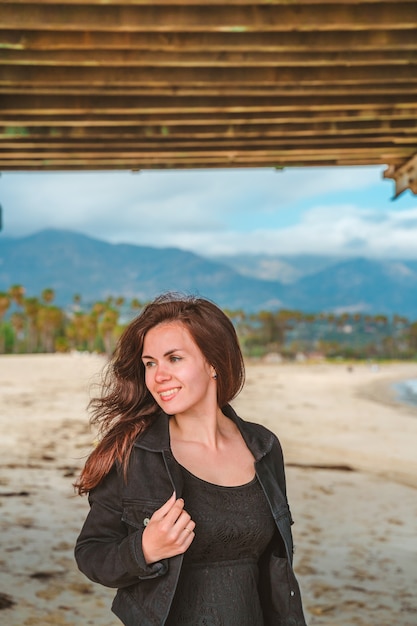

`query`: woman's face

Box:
[142,321,217,417]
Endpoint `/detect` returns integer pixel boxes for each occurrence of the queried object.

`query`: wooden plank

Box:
[2,109,416,129]
[2,29,417,52]
[2,93,417,113]
[2,48,417,67]
[1,64,417,86]
[5,0,417,5]
[0,146,412,168]
[1,4,416,33]
[2,134,417,154]
[3,83,417,98]
[2,119,415,139]
[0,159,403,171]
[1,145,415,156]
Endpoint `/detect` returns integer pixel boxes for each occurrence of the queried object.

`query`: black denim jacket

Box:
[75,405,307,626]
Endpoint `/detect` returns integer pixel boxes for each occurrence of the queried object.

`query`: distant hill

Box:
[213,253,417,317]
[210,253,345,284]
[286,257,417,316]
[214,253,417,318]
[1,229,417,318]
[0,230,284,312]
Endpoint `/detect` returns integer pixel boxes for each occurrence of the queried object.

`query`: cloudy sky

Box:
[1,165,416,258]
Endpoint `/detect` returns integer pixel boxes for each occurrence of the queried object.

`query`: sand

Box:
[0,353,416,626]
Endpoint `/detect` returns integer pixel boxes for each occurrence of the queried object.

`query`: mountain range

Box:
[1,229,417,319]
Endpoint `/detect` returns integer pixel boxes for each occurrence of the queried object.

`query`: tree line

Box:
[1,284,417,360]
[0,285,138,356]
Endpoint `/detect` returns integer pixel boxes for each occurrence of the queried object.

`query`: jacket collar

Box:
[133,404,275,462]
[133,410,171,452]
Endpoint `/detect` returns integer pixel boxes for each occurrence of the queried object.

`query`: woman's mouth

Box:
[159,387,180,401]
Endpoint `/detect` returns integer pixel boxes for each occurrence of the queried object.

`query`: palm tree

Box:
[66,311,98,352]
[83,313,99,352]
[407,321,417,355]
[10,311,25,353]
[8,284,25,307]
[91,301,106,318]
[41,288,55,305]
[99,308,120,356]
[130,297,142,312]
[66,311,86,350]
[0,292,11,353]
[23,296,40,353]
[37,305,63,353]
[72,293,82,312]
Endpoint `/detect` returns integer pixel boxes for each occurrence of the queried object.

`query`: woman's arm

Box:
[75,465,195,588]
[75,465,167,588]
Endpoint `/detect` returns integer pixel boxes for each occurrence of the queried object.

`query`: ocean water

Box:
[393,378,417,408]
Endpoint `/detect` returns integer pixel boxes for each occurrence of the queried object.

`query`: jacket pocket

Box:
[120,500,170,580]
[269,555,292,615]
[121,499,163,532]
[267,555,306,626]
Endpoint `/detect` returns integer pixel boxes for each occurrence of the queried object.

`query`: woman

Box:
[75,293,307,626]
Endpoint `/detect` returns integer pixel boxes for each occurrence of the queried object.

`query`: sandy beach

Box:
[0,353,416,626]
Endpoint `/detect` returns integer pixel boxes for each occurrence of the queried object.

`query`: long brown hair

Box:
[75,293,245,494]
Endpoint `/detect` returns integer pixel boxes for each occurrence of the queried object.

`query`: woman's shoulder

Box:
[132,411,170,450]
[226,404,279,436]
[225,404,283,457]
[242,418,283,453]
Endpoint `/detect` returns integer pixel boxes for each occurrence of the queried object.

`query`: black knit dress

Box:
[166,466,276,626]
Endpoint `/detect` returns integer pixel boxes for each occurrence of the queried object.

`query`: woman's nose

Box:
[155,365,171,382]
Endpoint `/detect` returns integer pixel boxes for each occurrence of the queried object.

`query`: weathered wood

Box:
[0,1,416,183]
[1,4,416,32]
[2,119,415,139]
[2,29,417,52]
[2,109,416,128]
[2,64,417,87]
[0,146,412,166]
[2,93,417,113]
[3,131,417,149]
[0,160,404,171]
[6,0,417,5]
[3,48,417,67]
[3,83,417,98]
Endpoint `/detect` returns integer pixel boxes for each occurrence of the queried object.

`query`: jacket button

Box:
[290,590,295,597]
[143,517,150,527]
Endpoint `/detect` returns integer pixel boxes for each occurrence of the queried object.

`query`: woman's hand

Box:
[142,492,195,565]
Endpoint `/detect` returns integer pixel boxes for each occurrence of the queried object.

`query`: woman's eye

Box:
[170,355,181,363]
[144,361,155,368]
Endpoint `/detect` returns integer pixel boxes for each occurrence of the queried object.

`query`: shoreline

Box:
[391,378,417,410]
[233,359,417,489]
[357,367,417,414]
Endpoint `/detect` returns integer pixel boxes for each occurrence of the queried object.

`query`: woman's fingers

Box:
[162,496,187,527]
[173,509,194,535]
[150,491,177,521]
[181,518,196,536]
[152,493,189,529]
[142,493,195,564]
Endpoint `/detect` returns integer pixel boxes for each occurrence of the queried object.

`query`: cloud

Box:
[1,166,415,258]
[152,204,417,259]
[1,170,226,237]
[0,165,380,227]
